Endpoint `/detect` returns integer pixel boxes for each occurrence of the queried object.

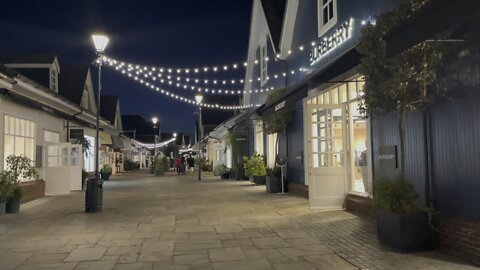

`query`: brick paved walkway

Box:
[0,171,477,270]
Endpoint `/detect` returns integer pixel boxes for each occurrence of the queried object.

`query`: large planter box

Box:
[253,176,266,185]
[235,168,247,181]
[100,173,110,181]
[220,172,230,179]
[377,209,437,252]
[266,176,281,193]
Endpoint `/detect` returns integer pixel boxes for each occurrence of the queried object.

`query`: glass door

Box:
[307,104,347,209]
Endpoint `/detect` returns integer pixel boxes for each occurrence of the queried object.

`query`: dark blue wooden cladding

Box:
[372,111,426,205]
[372,47,480,219]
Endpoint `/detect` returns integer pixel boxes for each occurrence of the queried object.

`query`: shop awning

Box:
[111,136,124,149]
[82,129,113,145]
[259,49,361,117]
[120,136,136,151]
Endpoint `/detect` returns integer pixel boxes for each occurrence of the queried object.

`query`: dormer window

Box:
[318,0,337,37]
[50,68,58,92]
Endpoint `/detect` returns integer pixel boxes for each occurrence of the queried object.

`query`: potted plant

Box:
[266,167,282,193]
[153,156,169,176]
[243,154,266,185]
[213,164,230,179]
[375,176,436,251]
[0,172,13,215]
[100,165,112,181]
[3,155,39,214]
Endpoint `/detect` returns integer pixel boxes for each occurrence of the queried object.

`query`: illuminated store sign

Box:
[309,19,353,66]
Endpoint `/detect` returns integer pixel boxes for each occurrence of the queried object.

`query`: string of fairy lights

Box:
[104,58,299,95]
[101,18,362,109]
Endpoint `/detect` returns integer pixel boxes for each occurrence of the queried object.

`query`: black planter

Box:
[377,209,437,252]
[220,172,230,179]
[0,202,5,215]
[266,176,281,193]
[100,172,110,181]
[253,176,266,185]
[6,197,21,213]
[235,168,247,181]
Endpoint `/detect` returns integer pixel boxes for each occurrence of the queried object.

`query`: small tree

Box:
[263,88,295,167]
[358,0,450,176]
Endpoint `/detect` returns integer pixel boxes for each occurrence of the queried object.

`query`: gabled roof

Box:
[260,0,287,51]
[100,95,118,124]
[58,65,90,105]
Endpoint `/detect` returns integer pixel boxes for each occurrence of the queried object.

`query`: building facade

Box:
[241,0,402,207]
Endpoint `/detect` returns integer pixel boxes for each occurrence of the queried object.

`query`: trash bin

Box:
[85,178,103,212]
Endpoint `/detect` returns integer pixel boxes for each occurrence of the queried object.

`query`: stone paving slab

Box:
[0,172,478,270]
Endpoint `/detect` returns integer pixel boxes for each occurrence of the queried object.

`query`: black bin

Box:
[85,178,103,212]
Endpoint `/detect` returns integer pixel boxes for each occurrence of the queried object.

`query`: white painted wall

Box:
[0,95,66,178]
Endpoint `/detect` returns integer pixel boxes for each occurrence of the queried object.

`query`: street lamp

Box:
[86,33,109,213]
[195,94,203,181]
[151,117,158,157]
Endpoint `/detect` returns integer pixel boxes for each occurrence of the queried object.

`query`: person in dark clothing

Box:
[180,156,186,174]
[187,156,195,172]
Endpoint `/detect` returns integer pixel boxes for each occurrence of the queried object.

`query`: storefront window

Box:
[254,120,264,155]
[3,115,35,170]
[266,133,277,168]
[306,75,372,196]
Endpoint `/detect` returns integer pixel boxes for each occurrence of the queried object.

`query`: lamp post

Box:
[86,33,109,213]
[195,94,203,181]
[151,117,158,158]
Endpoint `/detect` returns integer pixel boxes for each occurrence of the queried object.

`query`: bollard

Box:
[85,178,103,213]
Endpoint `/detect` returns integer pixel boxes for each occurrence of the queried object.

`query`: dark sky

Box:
[0,0,252,136]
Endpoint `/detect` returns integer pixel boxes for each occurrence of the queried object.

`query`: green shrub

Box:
[153,157,169,176]
[374,176,419,214]
[266,167,281,177]
[3,155,38,200]
[213,164,229,176]
[124,159,140,171]
[100,164,112,174]
[243,154,266,177]
[0,172,13,202]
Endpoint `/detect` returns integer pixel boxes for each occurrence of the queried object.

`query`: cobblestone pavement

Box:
[0,171,478,270]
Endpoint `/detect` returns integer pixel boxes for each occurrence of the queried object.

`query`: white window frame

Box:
[318,0,338,37]
[254,120,264,156]
[260,37,268,86]
[50,68,58,92]
[267,133,278,168]
[44,130,60,143]
[3,115,36,173]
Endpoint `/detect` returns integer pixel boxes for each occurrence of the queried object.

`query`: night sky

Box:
[0,0,252,137]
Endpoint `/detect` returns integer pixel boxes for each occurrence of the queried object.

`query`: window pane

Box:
[323,7,328,25]
[25,138,34,161]
[31,122,36,138]
[330,88,339,104]
[9,117,14,135]
[4,116,8,134]
[48,145,58,156]
[20,119,25,136]
[339,84,348,103]
[4,135,14,169]
[329,1,334,20]
[15,137,25,156]
[348,82,357,100]
[15,119,21,136]
[48,157,58,167]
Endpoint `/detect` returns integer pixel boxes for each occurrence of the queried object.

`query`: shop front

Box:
[305,75,372,209]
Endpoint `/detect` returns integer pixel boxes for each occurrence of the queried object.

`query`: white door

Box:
[307,104,347,209]
[44,143,82,195]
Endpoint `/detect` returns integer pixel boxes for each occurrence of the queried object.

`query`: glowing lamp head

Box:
[151,117,158,125]
[91,34,109,53]
[173,133,177,138]
[195,94,203,104]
